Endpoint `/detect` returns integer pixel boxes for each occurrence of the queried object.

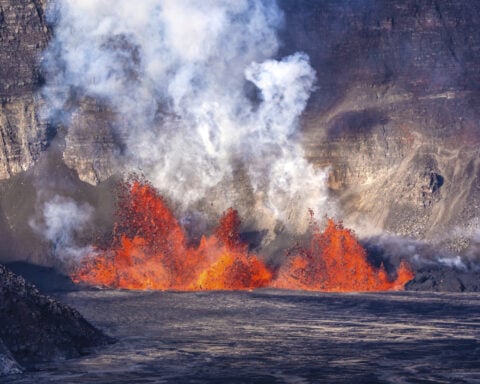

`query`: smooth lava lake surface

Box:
[4,290,480,384]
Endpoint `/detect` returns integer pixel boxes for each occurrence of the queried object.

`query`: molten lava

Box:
[73,181,271,290]
[73,180,413,291]
[273,217,414,291]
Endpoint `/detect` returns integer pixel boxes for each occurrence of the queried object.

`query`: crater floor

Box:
[4,290,480,383]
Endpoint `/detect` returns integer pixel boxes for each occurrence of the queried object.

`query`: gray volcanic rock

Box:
[63,98,121,185]
[0,264,113,367]
[0,0,49,179]
[0,339,22,377]
[279,0,480,245]
[0,0,480,284]
[0,0,476,242]
[0,0,48,97]
[0,0,121,185]
[405,267,480,292]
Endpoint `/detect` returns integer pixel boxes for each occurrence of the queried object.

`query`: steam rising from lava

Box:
[73,180,273,290]
[73,180,413,291]
[29,196,95,264]
[42,0,328,233]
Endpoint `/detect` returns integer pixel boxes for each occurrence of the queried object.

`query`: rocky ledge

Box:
[0,264,113,375]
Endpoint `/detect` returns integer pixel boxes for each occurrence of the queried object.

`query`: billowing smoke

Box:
[364,232,480,273]
[41,0,329,236]
[29,196,95,265]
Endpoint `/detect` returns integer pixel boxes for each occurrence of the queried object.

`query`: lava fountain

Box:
[273,214,414,291]
[73,180,272,290]
[73,180,413,291]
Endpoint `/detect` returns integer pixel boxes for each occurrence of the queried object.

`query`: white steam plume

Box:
[42,0,329,232]
[30,196,95,264]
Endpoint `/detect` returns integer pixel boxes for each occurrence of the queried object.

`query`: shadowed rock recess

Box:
[0,264,113,374]
[1,0,480,289]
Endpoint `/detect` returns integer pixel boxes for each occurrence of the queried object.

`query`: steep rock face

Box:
[63,98,121,185]
[0,0,49,179]
[278,0,480,246]
[53,0,480,247]
[0,0,120,185]
[0,97,47,179]
[0,0,48,97]
[1,0,480,254]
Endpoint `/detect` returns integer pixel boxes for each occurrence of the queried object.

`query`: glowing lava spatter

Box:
[273,216,414,291]
[73,180,271,290]
[73,180,413,291]
[193,208,272,290]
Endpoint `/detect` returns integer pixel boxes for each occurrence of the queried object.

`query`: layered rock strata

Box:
[0,0,49,179]
[1,0,480,258]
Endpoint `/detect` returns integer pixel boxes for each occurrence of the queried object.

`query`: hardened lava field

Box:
[4,289,480,384]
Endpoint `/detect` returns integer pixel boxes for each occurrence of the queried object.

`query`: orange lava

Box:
[273,218,414,291]
[73,181,271,290]
[73,180,413,291]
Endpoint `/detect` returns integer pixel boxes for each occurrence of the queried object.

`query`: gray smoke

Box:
[29,195,95,265]
[365,232,480,272]
[41,0,330,236]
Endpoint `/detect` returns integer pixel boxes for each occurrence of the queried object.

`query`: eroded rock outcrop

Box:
[63,98,122,184]
[280,0,480,246]
[0,0,49,180]
[0,264,113,368]
[1,0,480,267]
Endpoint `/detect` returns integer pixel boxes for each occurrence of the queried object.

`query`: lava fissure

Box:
[73,181,413,291]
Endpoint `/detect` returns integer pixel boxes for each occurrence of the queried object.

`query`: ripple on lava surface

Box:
[4,290,480,384]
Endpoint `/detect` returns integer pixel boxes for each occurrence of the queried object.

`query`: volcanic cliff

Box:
[0,0,479,283]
